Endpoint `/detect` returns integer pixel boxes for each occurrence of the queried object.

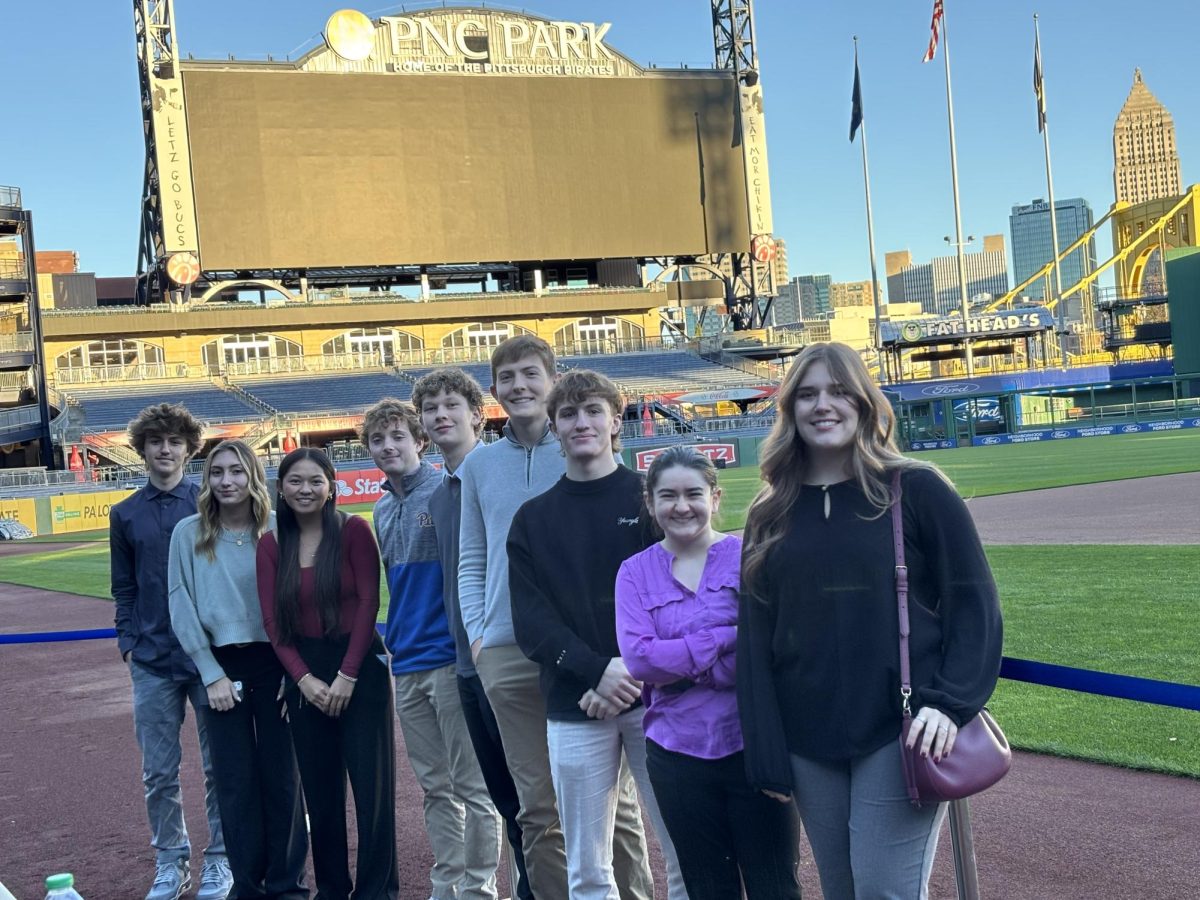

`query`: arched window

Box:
[441,322,532,351]
[554,317,644,355]
[202,333,302,374]
[322,328,423,366]
[55,340,166,382]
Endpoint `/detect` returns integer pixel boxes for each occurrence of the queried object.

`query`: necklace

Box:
[820,484,831,521]
[220,525,251,546]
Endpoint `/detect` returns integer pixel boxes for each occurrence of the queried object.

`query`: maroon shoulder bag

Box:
[891,469,1011,808]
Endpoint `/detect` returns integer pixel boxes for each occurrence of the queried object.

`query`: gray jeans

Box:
[129,661,226,865]
[790,740,946,900]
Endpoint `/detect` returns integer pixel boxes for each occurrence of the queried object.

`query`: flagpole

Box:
[1036,14,1068,368]
[939,1,975,376]
[853,37,887,383]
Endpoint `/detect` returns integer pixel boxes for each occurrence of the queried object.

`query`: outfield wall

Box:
[0,489,135,537]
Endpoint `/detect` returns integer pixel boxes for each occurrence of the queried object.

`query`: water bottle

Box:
[44,873,84,899]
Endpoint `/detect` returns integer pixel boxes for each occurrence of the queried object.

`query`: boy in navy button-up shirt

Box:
[110,403,231,900]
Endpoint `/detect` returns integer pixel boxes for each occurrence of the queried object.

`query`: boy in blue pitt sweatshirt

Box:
[363,398,500,900]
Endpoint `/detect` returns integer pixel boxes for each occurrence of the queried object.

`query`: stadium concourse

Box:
[2,477,1198,899]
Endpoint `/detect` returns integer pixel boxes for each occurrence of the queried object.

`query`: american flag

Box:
[922,0,944,63]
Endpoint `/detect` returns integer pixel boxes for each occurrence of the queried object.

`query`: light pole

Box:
[945,234,975,376]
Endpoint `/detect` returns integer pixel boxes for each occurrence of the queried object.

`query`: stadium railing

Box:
[0,332,35,353]
[0,185,21,207]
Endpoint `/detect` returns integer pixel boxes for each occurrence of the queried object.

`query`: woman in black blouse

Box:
[738,342,1003,900]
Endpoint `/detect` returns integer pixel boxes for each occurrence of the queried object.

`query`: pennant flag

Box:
[1033,29,1047,132]
[922,0,944,63]
[850,51,864,142]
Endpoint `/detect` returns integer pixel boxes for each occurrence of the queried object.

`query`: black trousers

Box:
[285,635,399,900]
[646,740,802,900]
[456,673,534,900]
[205,643,308,900]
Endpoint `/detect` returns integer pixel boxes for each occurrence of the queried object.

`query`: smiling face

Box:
[419,389,481,458]
[648,464,721,547]
[206,448,250,511]
[279,457,332,516]
[367,417,425,483]
[552,393,621,464]
[492,353,554,429]
[792,359,861,464]
[143,432,191,483]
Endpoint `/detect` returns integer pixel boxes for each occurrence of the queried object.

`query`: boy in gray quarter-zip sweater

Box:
[457,422,563,652]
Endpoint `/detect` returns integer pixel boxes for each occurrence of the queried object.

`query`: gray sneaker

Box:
[196,858,233,900]
[145,860,190,900]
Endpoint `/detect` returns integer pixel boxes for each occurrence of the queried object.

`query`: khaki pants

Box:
[396,664,502,900]
[476,644,652,900]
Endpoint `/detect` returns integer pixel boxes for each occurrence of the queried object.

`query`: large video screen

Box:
[182,68,750,270]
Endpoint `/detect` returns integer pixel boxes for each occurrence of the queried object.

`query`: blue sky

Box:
[3,1,1197,287]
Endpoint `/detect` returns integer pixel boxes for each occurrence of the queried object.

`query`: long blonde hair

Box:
[742,343,939,591]
[195,439,272,560]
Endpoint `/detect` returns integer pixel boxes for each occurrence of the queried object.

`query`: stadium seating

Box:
[234,371,415,414]
[68,383,262,429]
[561,351,765,395]
[397,362,495,392]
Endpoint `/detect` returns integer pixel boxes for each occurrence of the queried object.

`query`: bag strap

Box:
[891,469,913,718]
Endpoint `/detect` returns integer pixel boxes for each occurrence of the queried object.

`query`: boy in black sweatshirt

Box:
[508,371,687,899]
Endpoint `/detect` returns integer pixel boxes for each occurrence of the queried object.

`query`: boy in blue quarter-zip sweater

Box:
[364,398,500,900]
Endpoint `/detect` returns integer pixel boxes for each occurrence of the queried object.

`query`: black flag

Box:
[1034,29,1046,132]
[850,52,864,142]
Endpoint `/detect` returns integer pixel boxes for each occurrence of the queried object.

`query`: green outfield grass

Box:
[714,428,1200,531]
[985,544,1200,778]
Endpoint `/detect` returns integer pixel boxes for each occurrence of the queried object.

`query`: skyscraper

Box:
[794,274,832,319]
[884,237,1009,316]
[1009,198,1097,318]
[1113,69,1182,205]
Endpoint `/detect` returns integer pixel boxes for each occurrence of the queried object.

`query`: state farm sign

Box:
[334,469,387,505]
[634,443,738,473]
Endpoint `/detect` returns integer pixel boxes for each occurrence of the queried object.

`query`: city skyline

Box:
[1009,197,1097,319]
[3,1,1197,291]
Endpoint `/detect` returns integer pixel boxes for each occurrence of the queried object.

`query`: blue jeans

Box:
[129,661,226,865]
[790,740,946,900]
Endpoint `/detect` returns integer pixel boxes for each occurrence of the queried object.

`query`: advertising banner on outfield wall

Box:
[333,468,388,505]
[633,443,739,473]
[908,416,1200,450]
[0,498,38,533]
[48,489,137,535]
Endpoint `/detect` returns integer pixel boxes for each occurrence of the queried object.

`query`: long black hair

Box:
[273,447,344,644]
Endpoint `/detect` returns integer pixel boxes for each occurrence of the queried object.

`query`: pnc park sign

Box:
[322,8,636,77]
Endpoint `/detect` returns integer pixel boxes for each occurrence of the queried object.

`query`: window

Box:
[201,333,302,370]
[554,316,644,354]
[322,328,422,365]
[56,339,163,371]
[442,322,532,350]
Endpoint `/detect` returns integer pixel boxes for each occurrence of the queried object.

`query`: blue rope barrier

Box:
[0,627,117,645]
[3,629,1198,712]
[999,657,1200,712]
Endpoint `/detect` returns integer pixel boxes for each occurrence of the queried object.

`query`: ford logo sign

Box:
[980,436,1001,445]
[1052,431,1071,439]
[1192,419,1200,427]
[921,383,981,397]
[1121,425,1140,433]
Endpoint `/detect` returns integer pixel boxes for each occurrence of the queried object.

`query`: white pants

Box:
[547,706,688,900]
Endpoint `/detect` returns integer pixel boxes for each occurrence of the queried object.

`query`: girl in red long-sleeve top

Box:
[257,448,399,900]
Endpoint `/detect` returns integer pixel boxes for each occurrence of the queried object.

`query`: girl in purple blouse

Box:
[615,447,801,899]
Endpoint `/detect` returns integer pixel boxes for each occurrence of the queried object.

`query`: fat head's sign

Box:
[318,8,641,77]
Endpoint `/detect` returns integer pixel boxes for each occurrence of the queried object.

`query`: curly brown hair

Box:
[127,403,203,458]
[359,397,428,452]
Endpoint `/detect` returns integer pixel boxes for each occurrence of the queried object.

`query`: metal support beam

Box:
[134,0,200,303]
[710,0,775,331]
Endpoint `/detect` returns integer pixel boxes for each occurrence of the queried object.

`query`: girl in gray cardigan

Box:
[169,439,308,899]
